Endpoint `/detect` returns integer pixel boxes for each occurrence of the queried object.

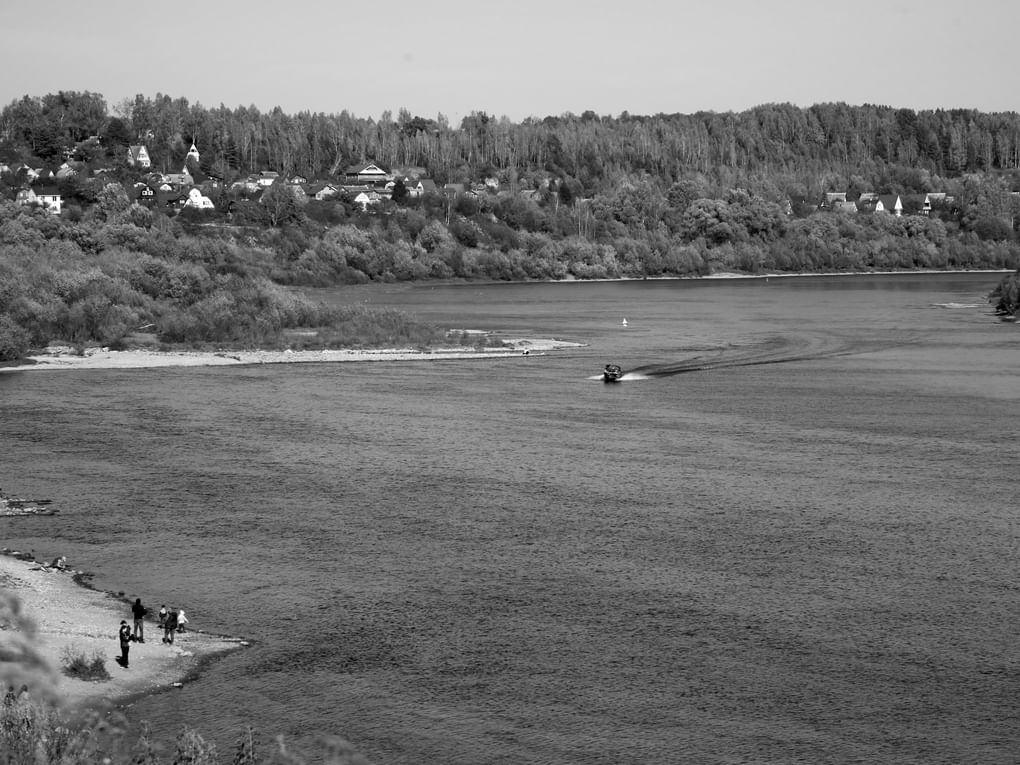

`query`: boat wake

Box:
[624,333,904,379]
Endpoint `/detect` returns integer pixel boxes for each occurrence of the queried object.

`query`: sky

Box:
[2,0,1017,124]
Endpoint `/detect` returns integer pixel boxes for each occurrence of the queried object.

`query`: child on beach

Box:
[158,604,168,628]
[176,609,189,633]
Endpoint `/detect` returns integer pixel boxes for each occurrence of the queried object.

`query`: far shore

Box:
[0,551,245,710]
[0,337,585,373]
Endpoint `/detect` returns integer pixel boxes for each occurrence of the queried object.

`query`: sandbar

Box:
[0,552,244,709]
[0,337,584,373]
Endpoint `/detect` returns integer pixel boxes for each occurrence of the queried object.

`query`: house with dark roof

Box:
[18,185,62,214]
[257,171,279,187]
[875,194,903,216]
[921,192,951,215]
[820,191,847,209]
[127,145,152,168]
[131,182,158,205]
[163,168,193,187]
[308,182,340,200]
[344,162,391,184]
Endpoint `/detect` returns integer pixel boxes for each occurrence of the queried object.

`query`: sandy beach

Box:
[0,552,245,710]
[0,337,584,372]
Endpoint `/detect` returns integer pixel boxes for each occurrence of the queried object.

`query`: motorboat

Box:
[603,364,624,383]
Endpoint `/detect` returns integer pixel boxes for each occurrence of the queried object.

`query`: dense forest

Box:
[1,91,1019,359]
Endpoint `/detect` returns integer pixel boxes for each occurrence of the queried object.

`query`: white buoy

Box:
[622,318,628,326]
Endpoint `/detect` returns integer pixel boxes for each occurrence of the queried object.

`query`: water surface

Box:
[2,273,1018,764]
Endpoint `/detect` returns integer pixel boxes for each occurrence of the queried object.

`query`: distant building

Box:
[257,171,279,187]
[344,162,391,184]
[184,187,215,210]
[876,194,903,216]
[127,145,152,168]
[16,186,62,214]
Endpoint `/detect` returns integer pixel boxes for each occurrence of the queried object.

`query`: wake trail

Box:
[626,333,910,378]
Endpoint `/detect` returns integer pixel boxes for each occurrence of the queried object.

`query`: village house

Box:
[921,192,951,215]
[344,162,391,184]
[230,178,260,194]
[55,161,82,179]
[875,194,903,216]
[163,167,193,187]
[257,171,279,187]
[308,182,340,201]
[386,176,438,198]
[14,188,36,206]
[184,187,215,210]
[16,186,62,214]
[127,145,152,168]
[131,182,158,205]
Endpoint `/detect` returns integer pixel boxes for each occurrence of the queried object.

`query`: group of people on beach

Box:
[116,598,189,668]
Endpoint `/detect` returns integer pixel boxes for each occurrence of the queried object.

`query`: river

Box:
[1,272,1018,764]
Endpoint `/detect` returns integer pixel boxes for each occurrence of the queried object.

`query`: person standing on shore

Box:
[163,607,178,645]
[131,598,147,642]
[118,620,132,667]
[158,604,168,628]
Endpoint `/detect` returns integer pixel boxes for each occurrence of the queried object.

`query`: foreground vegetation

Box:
[0,693,371,765]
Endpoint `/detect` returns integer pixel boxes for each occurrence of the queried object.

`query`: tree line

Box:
[4,92,1020,193]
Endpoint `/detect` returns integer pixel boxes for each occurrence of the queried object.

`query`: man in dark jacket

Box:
[131,598,147,642]
[118,620,132,667]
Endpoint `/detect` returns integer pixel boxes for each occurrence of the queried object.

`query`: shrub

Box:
[60,645,111,681]
[0,314,31,361]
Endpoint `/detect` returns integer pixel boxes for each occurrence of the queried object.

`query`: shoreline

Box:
[0,551,246,710]
[0,337,586,373]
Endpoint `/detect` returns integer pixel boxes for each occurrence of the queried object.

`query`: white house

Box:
[16,186,62,214]
[36,187,63,214]
[184,187,215,210]
[257,171,280,187]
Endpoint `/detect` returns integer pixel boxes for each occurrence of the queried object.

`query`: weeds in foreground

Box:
[60,646,111,681]
[0,693,371,765]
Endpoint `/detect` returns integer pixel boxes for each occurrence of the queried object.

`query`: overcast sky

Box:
[2,0,1015,123]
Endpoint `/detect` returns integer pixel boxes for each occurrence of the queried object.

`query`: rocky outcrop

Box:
[0,491,58,516]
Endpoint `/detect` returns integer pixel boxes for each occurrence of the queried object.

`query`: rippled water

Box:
[2,273,1019,764]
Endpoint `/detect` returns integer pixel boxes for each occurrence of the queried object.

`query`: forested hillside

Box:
[1,91,1019,359]
[5,93,1020,190]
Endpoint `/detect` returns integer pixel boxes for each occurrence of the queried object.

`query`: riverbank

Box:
[0,337,584,373]
[0,551,245,709]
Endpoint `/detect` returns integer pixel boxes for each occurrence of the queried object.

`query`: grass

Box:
[60,645,111,681]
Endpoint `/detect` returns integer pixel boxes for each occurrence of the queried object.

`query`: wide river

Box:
[2,273,1019,764]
